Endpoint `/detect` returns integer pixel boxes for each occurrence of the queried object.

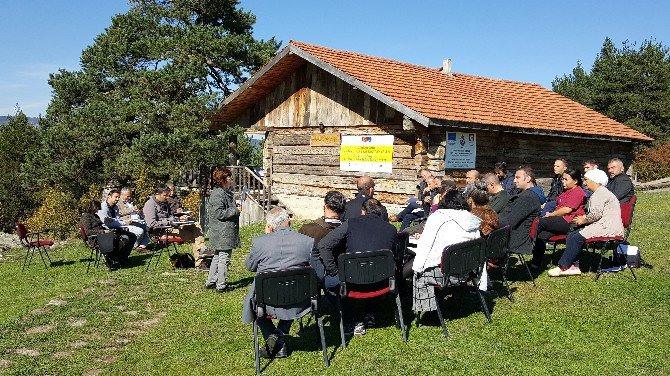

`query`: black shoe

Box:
[259,333,286,359]
[204,283,216,290]
[215,285,233,293]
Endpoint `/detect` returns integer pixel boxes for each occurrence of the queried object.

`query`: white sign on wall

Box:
[445,132,476,169]
[340,135,394,173]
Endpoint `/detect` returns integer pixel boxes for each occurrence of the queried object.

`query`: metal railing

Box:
[229,166,272,213]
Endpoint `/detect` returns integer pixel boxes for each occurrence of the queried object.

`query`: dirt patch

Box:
[68,341,88,348]
[94,354,118,363]
[98,279,118,286]
[114,338,131,344]
[6,348,40,356]
[117,328,146,336]
[176,278,189,282]
[113,305,126,310]
[0,359,11,369]
[47,299,67,306]
[161,272,178,276]
[82,287,97,294]
[134,284,149,289]
[82,368,102,376]
[101,346,123,352]
[68,318,87,328]
[123,311,139,316]
[26,324,56,334]
[128,312,167,329]
[30,307,50,316]
[51,350,75,358]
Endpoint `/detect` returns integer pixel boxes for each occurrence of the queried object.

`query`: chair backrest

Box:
[79,224,89,242]
[529,216,539,240]
[485,226,510,259]
[621,194,637,240]
[337,249,395,285]
[441,238,485,280]
[254,267,318,310]
[15,222,28,240]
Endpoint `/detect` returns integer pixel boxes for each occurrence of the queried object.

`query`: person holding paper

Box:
[118,187,150,252]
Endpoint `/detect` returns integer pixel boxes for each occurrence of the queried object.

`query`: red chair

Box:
[16,222,57,271]
[585,195,637,281]
[79,225,103,273]
[336,250,406,349]
[145,225,185,271]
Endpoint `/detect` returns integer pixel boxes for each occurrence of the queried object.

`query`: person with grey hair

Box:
[241,207,314,359]
[118,187,150,251]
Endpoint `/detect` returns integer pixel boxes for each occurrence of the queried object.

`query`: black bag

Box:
[97,232,116,254]
[170,253,196,269]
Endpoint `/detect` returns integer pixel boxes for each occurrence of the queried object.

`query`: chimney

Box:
[442,58,452,76]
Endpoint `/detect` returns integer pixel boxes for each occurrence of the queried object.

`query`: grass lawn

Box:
[1,192,669,375]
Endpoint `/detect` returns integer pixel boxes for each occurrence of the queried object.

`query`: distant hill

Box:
[0,116,40,126]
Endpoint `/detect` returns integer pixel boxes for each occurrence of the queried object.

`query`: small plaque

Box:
[310,133,341,147]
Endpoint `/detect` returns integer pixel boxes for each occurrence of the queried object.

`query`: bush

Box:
[132,170,164,205]
[25,187,79,237]
[181,189,201,218]
[635,141,670,181]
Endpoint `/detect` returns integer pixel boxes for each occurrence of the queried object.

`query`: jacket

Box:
[547,174,564,202]
[606,173,634,204]
[241,227,313,323]
[412,209,482,273]
[498,188,542,254]
[80,212,107,237]
[98,200,126,229]
[206,187,240,250]
[318,214,397,277]
[343,193,389,222]
[578,186,624,239]
[489,190,510,214]
[143,195,173,231]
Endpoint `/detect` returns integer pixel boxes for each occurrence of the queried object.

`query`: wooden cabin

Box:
[210,41,652,206]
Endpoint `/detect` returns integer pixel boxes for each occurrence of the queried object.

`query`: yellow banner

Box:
[340,145,393,163]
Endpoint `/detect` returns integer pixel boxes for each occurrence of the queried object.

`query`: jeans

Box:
[396,201,424,231]
[559,231,586,269]
[206,249,232,289]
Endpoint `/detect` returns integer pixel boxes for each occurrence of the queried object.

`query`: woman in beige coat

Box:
[548,169,623,277]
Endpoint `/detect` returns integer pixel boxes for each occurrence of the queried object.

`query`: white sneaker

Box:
[548,265,582,277]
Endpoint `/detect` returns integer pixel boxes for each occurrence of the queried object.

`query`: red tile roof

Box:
[212,41,652,142]
[289,41,651,141]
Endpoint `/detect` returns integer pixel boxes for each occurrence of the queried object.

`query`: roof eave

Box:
[429,119,652,143]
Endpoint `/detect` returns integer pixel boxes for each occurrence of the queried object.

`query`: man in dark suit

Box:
[298,190,346,282]
[241,207,313,359]
[343,175,389,221]
[606,158,635,203]
[318,198,397,335]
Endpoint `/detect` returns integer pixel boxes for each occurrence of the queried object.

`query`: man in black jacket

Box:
[606,158,635,203]
[499,166,544,255]
[343,175,389,221]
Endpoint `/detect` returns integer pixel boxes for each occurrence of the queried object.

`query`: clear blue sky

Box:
[2,0,669,117]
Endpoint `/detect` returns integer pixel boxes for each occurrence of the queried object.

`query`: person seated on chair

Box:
[98,189,138,253]
[530,168,587,269]
[390,169,433,229]
[298,190,346,283]
[606,158,635,204]
[143,186,208,270]
[410,189,482,313]
[541,159,569,215]
[582,159,599,197]
[81,200,133,268]
[494,161,516,194]
[462,169,481,198]
[548,169,623,277]
[241,207,314,359]
[499,165,545,255]
[467,181,499,237]
[343,175,389,221]
[166,182,185,214]
[118,187,150,252]
[319,198,397,335]
[483,173,510,214]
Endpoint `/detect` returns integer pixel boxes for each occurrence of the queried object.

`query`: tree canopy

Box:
[34,0,278,197]
[553,37,670,141]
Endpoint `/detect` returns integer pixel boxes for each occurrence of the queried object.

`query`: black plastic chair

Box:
[252,267,328,375]
[505,217,538,287]
[434,237,490,341]
[337,249,407,349]
[484,226,514,302]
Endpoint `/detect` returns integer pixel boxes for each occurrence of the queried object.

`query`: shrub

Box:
[132,170,163,205]
[25,187,79,238]
[635,141,670,182]
[181,189,201,218]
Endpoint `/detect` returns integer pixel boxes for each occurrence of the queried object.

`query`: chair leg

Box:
[475,285,493,324]
[42,247,53,264]
[594,246,606,281]
[253,320,261,376]
[434,293,449,341]
[22,248,31,271]
[518,254,536,286]
[145,248,155,272]
[629,264,638,281]
[37,248,48,268]
[337,299,346,350]
[500,265,514,302]
[316,314,330,367]
[395,294,407,342]
[299,317,304,332]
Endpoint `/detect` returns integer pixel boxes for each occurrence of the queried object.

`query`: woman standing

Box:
[205,167,241,292]
[530,168,587,268]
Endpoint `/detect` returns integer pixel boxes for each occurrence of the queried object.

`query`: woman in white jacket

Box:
[412,190,482,312]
